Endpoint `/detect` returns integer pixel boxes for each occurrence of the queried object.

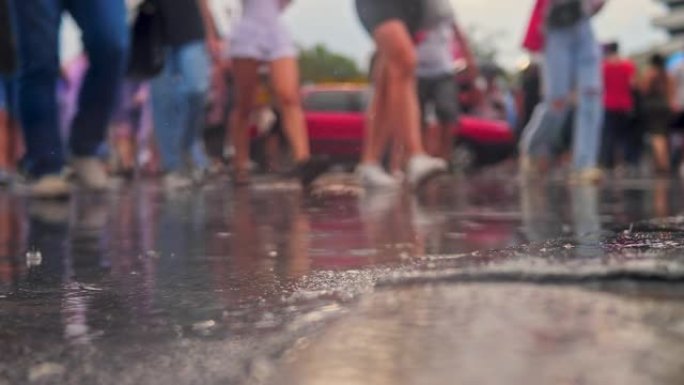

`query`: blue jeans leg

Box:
[520,26,573,160]
[152,42,209,173]
[66,0,129,158]
[151,52,184,172]
[12,0,63,177]
[572,20,603,170]
[178,42,210,170]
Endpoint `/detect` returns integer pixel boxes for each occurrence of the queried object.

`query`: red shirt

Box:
[603,59,636,111]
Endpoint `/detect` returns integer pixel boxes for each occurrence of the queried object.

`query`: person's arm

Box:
[197,0,222,62]
[667,73,678,112]
[453,22,478,78]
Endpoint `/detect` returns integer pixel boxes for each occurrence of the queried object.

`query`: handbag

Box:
[127,0,166,80]
[0,0,17,75]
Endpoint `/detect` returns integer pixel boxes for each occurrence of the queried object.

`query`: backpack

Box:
[545,0,606,29]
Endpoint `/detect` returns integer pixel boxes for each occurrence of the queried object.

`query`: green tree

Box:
[298,44,364,84]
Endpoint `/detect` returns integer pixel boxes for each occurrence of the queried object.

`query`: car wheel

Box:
[451,142,477,172]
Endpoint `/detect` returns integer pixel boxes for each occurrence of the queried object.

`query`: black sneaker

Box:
[295,156,331,188]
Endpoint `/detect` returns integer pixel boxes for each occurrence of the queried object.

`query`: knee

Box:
[276,89,301,109]
[385,49,416,81]
[550,98,567,112]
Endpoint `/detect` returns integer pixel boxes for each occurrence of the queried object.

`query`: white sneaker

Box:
[71,157,109,191]
[406,155,447,186]
[164,172,194,191]
[356,163,399,189]
[19,174,71,199]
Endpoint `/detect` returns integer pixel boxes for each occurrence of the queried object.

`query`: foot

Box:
[356,163,399,189]
[163,171,194,191]
[570,167,603,185]
[18,174,71,199]
[71,157,109,191]
[232,169,251,186]
[295,156,331,188]
[0,169,14,186]
[406,155,447,187]
[519,155,541,180]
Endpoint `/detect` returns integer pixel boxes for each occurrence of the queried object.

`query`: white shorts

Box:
[229,19,296,61]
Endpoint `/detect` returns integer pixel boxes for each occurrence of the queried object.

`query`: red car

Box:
[302,84,516,171]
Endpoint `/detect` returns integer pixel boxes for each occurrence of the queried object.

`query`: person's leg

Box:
[416,77,438,157]
[372,21,424,158]
[573,20,604,172]
[65,0,128,158]
[600,110,617,170]
[520,28,573,166]
[0,81,9,172]
[269,57,310,163]
[12,0,64,177]
[227,58,260,175]
[151,50,185,173]
[433,74,459,161]
[652,133,670,174]
[0,108,9,179]
[177,41,211,172]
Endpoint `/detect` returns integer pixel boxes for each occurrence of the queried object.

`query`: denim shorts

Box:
[355,0,423,35]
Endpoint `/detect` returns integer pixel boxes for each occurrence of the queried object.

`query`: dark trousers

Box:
[600,109,641,169]
[12,0,128,177]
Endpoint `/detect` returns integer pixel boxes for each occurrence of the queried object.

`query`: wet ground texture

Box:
[2,170,684,384]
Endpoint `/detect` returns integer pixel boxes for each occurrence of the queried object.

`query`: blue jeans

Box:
[151,42,210,173]
[12,0,128,177]
[520,19,604,170]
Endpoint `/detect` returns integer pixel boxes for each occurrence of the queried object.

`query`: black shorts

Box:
[355,0,423,35]
[418,74,459,126]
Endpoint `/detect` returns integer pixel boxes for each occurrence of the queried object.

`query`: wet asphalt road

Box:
[2,170,684,384]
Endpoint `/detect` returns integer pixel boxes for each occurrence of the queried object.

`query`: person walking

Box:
[354,0,448,189]
[519,0,606,183]
[227,0,329,187]
[415,13,469,164]
[600,42,638,172]
[150,0,223,190]
[641,53,674,175]
[11,0,129,198]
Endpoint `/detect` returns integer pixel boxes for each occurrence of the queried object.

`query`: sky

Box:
[63,0,669,70]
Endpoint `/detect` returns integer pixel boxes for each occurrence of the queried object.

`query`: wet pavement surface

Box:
[2,170,684,384]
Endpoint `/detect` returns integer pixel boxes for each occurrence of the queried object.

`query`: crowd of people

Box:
[518,0,684,182]
[1,0,683,200]
[0,0,468,199]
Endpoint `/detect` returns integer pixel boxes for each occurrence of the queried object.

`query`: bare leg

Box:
[269,57,310,163]
[651,134,670,174]
[227,59,260,174]
[373,21,425,158]
[362,54,392,165]
[439,123,453,162]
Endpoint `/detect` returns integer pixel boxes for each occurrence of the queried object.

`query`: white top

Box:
[241,0,286,22]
